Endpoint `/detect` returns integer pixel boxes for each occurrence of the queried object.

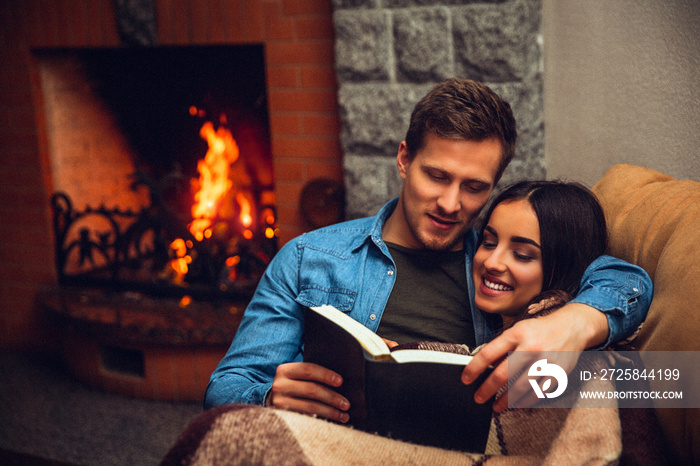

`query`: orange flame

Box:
[237,192,253,228]
[189,121,240,240]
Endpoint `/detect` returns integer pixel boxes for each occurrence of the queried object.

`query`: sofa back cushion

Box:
[592,163,699,464]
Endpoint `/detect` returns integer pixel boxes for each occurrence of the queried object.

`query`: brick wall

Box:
[0,0,342,350]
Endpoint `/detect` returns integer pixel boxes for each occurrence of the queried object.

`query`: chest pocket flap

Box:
[295,285,356,312]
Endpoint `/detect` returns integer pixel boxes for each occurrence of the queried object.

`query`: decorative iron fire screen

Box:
[50,171,277,301]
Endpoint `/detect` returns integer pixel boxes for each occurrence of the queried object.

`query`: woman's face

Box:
[473,199,544,324]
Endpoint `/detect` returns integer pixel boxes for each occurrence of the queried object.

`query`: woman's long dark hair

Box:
[476,180,608,297]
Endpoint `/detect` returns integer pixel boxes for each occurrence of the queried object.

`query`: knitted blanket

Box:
[161,352,666,465]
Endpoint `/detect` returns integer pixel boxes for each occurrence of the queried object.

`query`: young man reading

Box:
[204,78,651,420]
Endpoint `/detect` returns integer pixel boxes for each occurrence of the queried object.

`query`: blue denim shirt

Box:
[204,198,652,408]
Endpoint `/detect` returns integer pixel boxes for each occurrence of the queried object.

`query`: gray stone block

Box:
[337,83,434,156]
[489,80,544,182]
[334,10,392,82]
[332,0,380,9]
[344,155,401,219]
[384,0,499,7]
[393,7,454,83]
[453,1,540,82]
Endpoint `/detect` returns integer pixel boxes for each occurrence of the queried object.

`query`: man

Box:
[204,78,651,420]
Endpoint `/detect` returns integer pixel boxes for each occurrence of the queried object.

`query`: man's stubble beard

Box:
[402,201,476,251]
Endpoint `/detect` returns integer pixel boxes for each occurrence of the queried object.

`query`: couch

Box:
[160,164,698,465]
[591,163,700,465]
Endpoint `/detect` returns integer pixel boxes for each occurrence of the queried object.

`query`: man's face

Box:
[384,133,502,251]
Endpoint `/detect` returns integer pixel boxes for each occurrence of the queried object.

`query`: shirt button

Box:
[387,270,394,276]
[632,288,639,293]
[370,314,377,320]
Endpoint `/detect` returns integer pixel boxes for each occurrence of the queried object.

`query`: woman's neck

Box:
[500,315,517,329]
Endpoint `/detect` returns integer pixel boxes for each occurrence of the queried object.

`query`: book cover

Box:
[303,305,493,453]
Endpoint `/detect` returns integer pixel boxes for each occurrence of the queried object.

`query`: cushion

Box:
[592,163,700,464]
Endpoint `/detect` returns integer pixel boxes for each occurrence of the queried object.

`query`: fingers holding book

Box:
[268,362,351,423]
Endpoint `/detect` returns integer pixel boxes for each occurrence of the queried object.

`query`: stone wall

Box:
[332,0,543,219]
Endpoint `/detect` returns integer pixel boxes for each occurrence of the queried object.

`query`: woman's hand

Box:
[461,302,608,412]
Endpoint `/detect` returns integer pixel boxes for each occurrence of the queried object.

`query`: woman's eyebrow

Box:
[512,236,541,249]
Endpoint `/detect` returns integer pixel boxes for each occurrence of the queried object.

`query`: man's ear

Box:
[397,141,410,179]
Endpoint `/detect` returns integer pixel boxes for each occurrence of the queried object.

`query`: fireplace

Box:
[0,0,342,401]
[36,45,283,401]
[39,45,277,301]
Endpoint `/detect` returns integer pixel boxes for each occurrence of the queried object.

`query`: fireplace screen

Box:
[39,45,276,300]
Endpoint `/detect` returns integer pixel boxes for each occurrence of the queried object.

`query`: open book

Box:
[303,304,493,453]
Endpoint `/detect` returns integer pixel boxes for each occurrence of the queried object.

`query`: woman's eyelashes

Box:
[480,232,538,263]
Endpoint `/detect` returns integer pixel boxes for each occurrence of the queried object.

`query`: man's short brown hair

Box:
[404,78,517,182]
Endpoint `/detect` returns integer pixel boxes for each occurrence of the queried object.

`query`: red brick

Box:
[244,0,264,42]
[0,187,49,209]
[171,0,193,44]
[0,107,37,132]
[301,65,337,88]
[266,66,299,88]
[0,238,55,268]
[303,113,340,135]
[269,113,303,135]
[273,158,305,181]
[85,0,105,45]
[306,160,343,182]
[275,180,304,203]
[101,0,122,46]
[0,311,58,351]
[58,0,86,46]
[1,262,55,285]
[155,0,175,44]
[265,41,334,66]
[268,89,337,112]
[282,0,331,16]
[276,224,304,246]
[296,16,334,40]
[273,136,340,158]
[263,2,296,40]
[221,0,247,43]
[207,0,228,43]
[0,282,42,315]
[191,0,211,42]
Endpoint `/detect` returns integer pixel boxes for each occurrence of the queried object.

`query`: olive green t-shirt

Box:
[376,242,475,347]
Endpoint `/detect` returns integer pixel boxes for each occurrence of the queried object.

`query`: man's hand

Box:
[267,362,350,423]
[461,302,609,412]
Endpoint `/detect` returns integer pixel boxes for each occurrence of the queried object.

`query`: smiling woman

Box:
[472,180,608,328]
[473,199,543,325]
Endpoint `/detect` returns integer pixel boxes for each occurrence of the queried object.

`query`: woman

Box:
[470,180,665,464]
[472,180,608,329]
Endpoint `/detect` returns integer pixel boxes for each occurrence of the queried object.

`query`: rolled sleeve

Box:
[570,255,653,349]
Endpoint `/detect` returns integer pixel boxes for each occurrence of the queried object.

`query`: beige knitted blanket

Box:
[161,353,667,465]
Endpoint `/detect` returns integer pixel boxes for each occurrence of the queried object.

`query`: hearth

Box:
[36,44,277,400]
[40,45,276,301]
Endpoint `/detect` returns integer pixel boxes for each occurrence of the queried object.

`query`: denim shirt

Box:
[204,198,652,408]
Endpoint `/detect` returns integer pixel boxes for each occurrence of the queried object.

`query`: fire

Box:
[237,192,253,228]
[168,238,192,284]
[189,121,240,241]
[163,115,278,288]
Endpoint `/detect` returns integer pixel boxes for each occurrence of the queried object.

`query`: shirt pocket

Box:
[295,284,357,312]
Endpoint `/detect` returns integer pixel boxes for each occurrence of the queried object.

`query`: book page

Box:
[310,305,390,359]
